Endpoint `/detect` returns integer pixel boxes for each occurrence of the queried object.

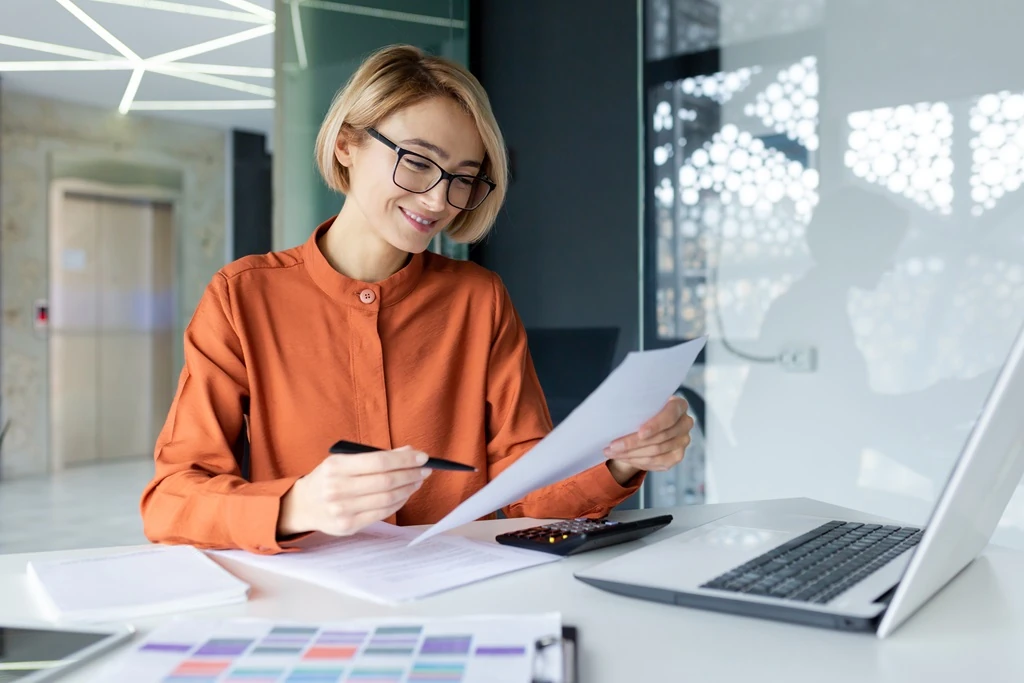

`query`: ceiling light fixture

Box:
[55,0,148,114]
[130,99,274,110]
[147,24,274,64]
[0,59,271,77]
[215,0,276,22]
[85,0,272,24]
[1,3,276,116]
[0,60,132,71]
[118,67,145,113]
[54,0,141,62]
[146,67,274,97]
[0,34,121,61]
[151,62,273,78]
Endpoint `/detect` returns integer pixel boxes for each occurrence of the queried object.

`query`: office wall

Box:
[0,90,227,478]
[472,0,641,366]
[640,0,1024,548]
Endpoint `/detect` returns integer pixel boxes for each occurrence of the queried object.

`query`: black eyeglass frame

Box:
[366,127,496,211]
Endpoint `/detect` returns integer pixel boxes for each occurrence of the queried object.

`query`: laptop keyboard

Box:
[700,521,923,604]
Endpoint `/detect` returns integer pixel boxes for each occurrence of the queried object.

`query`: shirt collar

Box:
[302,218,425,309]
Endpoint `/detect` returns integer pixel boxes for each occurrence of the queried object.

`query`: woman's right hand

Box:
[277,446,431,537]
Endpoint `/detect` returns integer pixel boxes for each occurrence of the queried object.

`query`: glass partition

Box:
[642,0,1024,549]
[274,0,469,256]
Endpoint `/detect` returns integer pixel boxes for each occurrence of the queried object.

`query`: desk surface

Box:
[2,498,1023,682]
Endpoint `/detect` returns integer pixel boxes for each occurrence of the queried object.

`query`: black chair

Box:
[526,326,620,425]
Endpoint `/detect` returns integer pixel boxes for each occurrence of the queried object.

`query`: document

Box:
[412,337,707,545]
[213,523,558,604]
[26,545,249,623]
[98,613,565,683]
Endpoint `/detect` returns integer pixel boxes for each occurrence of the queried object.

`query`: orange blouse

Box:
[140,221,643,554]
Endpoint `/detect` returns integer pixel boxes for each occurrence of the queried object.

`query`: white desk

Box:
[3,498,1023,682]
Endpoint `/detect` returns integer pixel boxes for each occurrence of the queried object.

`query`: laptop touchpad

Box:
[687,525,793,553]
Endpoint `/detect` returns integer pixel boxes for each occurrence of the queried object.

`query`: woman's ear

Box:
[335,126,356,168]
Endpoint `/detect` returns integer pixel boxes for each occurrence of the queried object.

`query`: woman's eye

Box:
[402,158,431,172]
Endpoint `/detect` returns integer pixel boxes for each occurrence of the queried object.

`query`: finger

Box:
[344,498,413,534]
[605,422,679,455]
[335,467,431,497]
[607,398,688,452]
[607,412,694,455]
[617,451,685,472]
[638,396,688,439]
[327,479,422,518]
[328,447,428,476]
[608,434,690,461]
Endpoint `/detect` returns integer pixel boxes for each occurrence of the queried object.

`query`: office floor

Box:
[0,458,152,555]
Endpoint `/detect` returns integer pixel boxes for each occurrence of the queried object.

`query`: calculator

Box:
[494,514,674,556]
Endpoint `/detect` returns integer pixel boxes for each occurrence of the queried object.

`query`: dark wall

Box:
[232,130,272,259]
[471,0,641,365]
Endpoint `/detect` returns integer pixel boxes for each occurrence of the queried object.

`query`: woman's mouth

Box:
[401,207,438,234]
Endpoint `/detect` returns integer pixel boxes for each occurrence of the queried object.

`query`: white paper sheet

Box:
[213,523,558,604]
[26,545,249,622]
[98,613,564,683]
[411,337,707,545]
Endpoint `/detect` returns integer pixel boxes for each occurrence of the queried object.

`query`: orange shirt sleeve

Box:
[139,273,303,554]
[484,275,645,519]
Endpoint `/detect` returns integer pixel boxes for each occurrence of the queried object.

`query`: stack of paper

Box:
[98,613,565,683]
[27,545,250,623]
[214,522,559,604]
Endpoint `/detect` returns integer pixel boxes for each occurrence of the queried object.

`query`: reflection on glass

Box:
[970,92,1024,216]
[844,102,954,214]
[645,0,825,60]
[643,0,1024,549]
[649,56,819,340]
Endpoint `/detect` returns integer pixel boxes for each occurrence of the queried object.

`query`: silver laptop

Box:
[575,321,1024,637]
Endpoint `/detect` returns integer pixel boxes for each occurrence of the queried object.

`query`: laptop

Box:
[575,321,1024,637]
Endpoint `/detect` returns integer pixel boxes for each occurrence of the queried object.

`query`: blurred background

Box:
[1,0,1022,553]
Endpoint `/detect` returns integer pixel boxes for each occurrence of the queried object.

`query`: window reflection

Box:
[844,102,954,214]
[970,92,1024,216]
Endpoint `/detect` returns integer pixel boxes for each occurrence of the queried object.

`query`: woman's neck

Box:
[319,202,409,283]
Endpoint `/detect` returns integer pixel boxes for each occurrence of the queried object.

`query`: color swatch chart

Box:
[99,614,563,683]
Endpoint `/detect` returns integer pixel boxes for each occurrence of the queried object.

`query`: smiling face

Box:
[335,96,486,254]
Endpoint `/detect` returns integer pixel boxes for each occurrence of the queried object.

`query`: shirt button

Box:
[359,289,376,304]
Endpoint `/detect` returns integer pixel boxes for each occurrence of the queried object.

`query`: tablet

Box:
[0,622,134,682]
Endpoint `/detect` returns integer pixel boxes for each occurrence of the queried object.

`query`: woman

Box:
[140,45,694,554]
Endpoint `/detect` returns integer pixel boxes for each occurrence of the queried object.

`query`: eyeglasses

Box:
[366,127,496,211]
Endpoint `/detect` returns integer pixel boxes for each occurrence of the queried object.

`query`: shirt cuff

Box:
[228,476,309,554]
[577,461,646,507]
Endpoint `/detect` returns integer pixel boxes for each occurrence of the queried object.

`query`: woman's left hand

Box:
[603,396,694,483]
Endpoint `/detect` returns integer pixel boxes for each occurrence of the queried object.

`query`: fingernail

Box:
[421,468,432,478]
[416,452,428,465]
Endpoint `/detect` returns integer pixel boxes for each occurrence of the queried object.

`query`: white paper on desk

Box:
[213,522,558,604]
[412,337,707,545]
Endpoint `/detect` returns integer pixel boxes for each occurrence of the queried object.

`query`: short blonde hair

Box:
[315,44,507,243]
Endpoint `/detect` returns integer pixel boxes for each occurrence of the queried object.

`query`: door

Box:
[49,189,177,468]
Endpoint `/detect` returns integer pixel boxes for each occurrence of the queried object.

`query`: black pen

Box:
[329,440,478,472]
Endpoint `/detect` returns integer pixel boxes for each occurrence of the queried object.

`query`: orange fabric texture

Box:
[140,222,642,554]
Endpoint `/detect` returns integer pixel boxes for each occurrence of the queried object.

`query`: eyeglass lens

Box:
[394,153,490,210]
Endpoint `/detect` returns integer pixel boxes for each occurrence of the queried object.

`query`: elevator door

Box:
[49,191,176,468]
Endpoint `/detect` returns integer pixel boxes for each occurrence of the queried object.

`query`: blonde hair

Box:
[315,44,507,243]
